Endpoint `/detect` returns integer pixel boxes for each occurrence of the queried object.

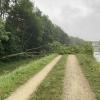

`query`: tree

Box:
[0,19,10,56]
[0,0,10,19]
[5,0,42,53]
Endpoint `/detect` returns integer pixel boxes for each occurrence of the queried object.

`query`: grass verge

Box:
[77,54,100,100]
[0,54,57,99]
[0,58,34,76]
[30,55,67,100]
[0,55,48,76]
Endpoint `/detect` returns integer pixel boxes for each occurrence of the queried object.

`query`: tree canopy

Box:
[0,0,70,58]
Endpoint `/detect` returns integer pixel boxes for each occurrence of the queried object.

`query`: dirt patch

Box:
[63,55,96,100]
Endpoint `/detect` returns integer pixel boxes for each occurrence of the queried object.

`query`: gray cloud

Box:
[34,0,100,41]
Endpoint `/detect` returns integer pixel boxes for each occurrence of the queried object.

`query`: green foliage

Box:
[41,16,69,45]
[81,42,93,55]
[0,20,10,56]
[6,0,43,52]
[78,54,100,100]
[66,42,93,55]
[0,0,70,58]
[45,41,93,55]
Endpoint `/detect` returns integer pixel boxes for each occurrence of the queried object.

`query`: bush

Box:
[46,41,93,55]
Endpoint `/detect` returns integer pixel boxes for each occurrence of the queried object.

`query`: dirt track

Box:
[63,55,96,100]
[5,55,62,100]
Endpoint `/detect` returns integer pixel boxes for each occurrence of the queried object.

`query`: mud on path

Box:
[5,55,62,100]
[63,55,96,100]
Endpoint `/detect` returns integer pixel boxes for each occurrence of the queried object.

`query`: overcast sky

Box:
[33,0,100,41]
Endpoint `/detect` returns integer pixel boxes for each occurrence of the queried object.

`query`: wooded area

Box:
[0,0,70,58]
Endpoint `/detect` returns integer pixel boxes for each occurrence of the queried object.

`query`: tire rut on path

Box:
[63,55,96,100]
[5,55,62,100]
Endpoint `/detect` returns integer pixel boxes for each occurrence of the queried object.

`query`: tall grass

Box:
[0,58,34,76]
[0,54,57,99]
[30,55,67,100]
[78,54,100,100]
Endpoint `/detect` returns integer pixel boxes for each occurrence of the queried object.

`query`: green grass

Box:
[77,54,100,100]
[30,55,67,100]
[0,54,57,100]
[0,58,34,76]
[0,55,49,76]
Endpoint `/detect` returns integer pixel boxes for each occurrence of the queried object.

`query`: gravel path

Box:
[63,55,96,100]
[5,55,62,100]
